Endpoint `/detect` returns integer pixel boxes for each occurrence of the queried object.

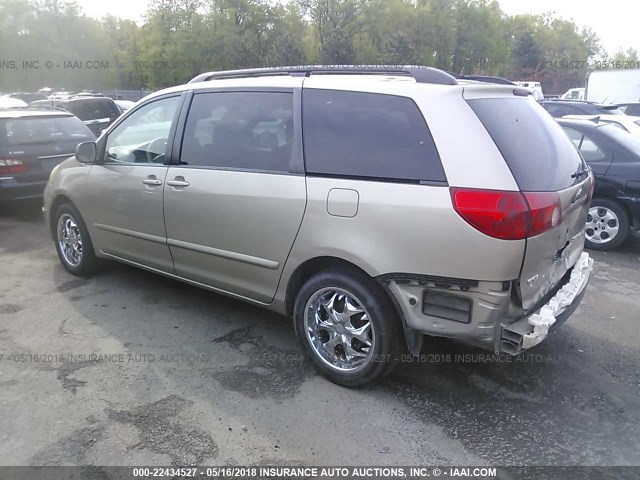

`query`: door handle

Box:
[167,177,190,188]
[142,176,162,186]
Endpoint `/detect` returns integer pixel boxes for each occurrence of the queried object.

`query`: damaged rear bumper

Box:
[379,252,593,355]
[500,251,593,354]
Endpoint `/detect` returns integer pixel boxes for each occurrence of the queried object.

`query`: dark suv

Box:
[0,109,94,201]
[541,99,623,117]
[53,97,122,136]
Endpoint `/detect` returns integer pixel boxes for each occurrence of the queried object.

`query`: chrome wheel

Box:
[57,214,83,267]
[585,206,620,245]
[304,287,375,372]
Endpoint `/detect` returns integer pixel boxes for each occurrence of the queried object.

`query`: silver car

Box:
[43,66,594,387]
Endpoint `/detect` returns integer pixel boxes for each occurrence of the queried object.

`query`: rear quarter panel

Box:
[275,177,526,308]
[274,81,526,309]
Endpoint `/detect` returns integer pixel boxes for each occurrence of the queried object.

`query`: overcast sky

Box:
[76,0,639,56]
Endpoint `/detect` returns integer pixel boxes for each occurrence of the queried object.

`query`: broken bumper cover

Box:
[500,252,594,355]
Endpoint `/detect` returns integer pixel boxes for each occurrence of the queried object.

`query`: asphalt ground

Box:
[1,200,639,472]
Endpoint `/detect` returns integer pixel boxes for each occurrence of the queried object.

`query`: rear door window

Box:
[468,97,584,191]
[302,89,446,182]
[561,126,606,163]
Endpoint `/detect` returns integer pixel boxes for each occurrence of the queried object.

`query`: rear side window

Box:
[468,98,584,191]
[180,92,294,173]
[63,99,120,121]
[0,116,93,146]
[302,89,445,182]
[561,126,606,163]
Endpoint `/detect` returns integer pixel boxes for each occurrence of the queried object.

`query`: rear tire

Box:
[293,268,404,387]
[53,203,100,276]
[585,199,629,251]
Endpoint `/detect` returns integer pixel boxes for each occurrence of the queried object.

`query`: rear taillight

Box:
[0,159,28,175]
[523,192,562,237]
[450,188,562,240]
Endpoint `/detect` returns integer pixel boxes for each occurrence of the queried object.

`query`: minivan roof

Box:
[142,67,520,104]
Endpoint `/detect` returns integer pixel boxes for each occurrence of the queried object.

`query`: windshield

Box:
[0,116,94,145]
[598,123,640,157]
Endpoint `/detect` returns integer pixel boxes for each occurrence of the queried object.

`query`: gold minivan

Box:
[43,66,594,386]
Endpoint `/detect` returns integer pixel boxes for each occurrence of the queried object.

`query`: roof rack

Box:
[448,73,516,85]
[189,65,459,86]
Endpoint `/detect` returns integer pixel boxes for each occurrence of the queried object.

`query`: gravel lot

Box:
[1,201,639,468]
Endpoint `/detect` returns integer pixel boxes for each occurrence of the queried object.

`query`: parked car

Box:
[43,66,594,386]
[560,88,585,101]
[563,114,640,138]
[114,99,136,113]
[540,99,624,117]
[0,109,94,201]
[47,91,75,100]
[75,91,104,97]
[0,97,28,109]
[558,117,640,250]
[28,99,61,109]
[54,96,122,136]
[2,92,48,104]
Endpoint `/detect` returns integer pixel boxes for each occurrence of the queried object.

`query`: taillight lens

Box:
[450,188,562,240]
[0,159,28,175]
[523,192,562,237]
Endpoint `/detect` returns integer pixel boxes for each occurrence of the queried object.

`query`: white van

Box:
[515,81,544,101]
[560,88,585,101]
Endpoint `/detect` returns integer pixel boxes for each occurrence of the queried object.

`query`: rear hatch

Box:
[0,114,94,182]
[60,99,121,137]
[466,94,593,310]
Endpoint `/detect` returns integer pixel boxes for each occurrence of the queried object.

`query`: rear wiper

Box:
[571,166,590,180]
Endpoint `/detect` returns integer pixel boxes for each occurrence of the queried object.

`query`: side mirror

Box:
[76,141,97,164]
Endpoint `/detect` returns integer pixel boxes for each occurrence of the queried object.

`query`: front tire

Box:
[585,199,629,251]
[53,203,100,276]
[294,268,404,387]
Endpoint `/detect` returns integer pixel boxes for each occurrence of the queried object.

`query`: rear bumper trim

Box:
[501,252,593,354]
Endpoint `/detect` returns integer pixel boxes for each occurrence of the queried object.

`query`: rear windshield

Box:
[598,123,640,157]
[468,97,585,191]
[0,116,94,145]
[61,99,120,121]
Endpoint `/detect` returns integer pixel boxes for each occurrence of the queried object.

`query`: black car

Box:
[541,100,624,118]
[0,109,95,201]
[557,117,640,250]
[54,97,122,136]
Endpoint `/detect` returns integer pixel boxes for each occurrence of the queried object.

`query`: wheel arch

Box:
[284,256,373,317]
[283,255,419,354]
[49,194,77,240]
